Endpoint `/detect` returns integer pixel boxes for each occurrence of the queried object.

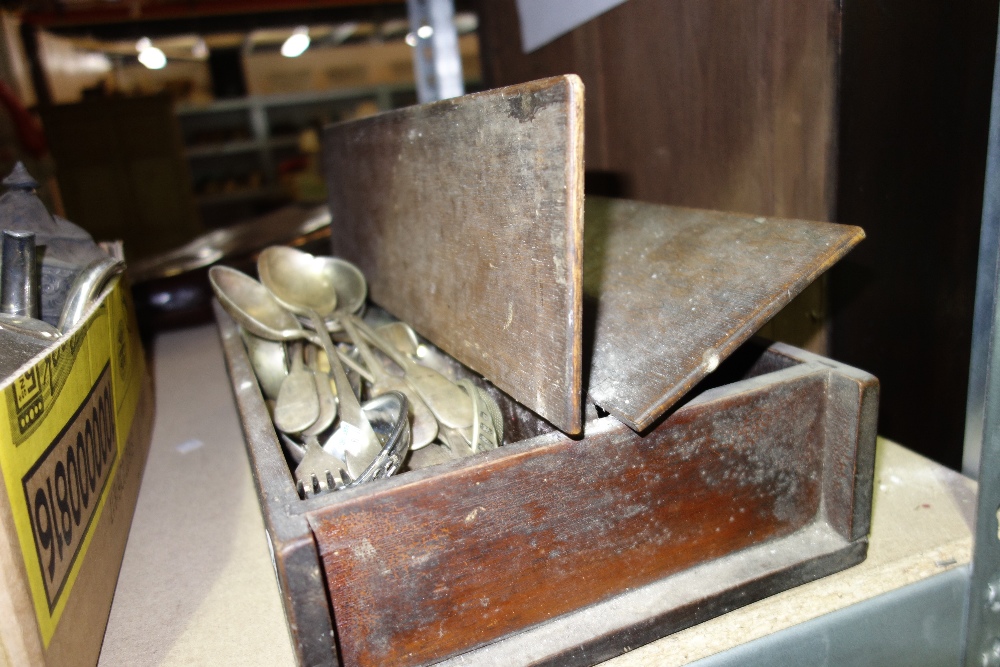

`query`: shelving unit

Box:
[175,83,419,226]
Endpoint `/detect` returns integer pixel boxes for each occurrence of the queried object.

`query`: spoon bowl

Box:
[285,255,367,331]
[257,246,338,317]
[209,265,374,381]
[321,256,367,322]
[241,330,287,400]
[209,265,304,341]
[273,341,319,435]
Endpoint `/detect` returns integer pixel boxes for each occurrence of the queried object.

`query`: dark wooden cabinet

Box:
[41,95,202,261]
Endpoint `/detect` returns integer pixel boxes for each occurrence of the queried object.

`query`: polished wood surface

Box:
[323,75,585,434]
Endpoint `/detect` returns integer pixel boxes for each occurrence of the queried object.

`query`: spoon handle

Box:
[302,344,338,437]
[341,315,389,383]
[342,315,439,450]
[304,329,374,383]
[350,315,474,430]
[305,309,382,465]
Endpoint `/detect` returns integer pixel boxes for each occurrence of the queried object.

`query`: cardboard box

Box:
[0,277,153,666]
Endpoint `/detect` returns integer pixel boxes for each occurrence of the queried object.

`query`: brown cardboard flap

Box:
[584,197,864,430]
[323,75,585,434]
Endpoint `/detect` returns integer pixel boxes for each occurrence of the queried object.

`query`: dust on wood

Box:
[583,198,864,430]
[323,75,585,434]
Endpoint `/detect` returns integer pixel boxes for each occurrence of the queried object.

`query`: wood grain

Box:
[323,75,585,434]
[475,0,841,353]
[477,0,839,222]
[40,95,202,260]
[832,0,997,470]
[584,197,864,430]
[310,364,832,667]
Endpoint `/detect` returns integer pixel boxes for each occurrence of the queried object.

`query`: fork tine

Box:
[294,436,345,498]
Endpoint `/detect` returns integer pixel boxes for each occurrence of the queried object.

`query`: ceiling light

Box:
[136,37,166,70]
[281,26,310,58]
[405,32,417,47]
[138,47,166,69]
[192,37,208,59]
[416,25,434,39]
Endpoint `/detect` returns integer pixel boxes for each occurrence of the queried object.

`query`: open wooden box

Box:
[214,76,878,666]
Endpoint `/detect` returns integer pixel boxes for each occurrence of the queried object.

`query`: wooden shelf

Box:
[177,84,416,225]
[185,139,262,159]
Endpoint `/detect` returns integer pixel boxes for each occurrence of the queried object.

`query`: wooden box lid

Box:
[322,75,863,435]
[584,197,863,430]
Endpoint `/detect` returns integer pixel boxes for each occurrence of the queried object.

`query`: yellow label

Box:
[0,278,145,645]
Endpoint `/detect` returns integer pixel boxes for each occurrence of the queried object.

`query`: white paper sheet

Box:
[516,0,629,53]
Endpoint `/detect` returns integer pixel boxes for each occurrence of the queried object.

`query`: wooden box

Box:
[213,76,877,666]
[216,311,876,666]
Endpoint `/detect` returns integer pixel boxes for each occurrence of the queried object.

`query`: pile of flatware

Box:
[209,246,504,499]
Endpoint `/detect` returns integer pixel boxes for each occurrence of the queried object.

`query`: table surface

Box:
[96,324,977,666]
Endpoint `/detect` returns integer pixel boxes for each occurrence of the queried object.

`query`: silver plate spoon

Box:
[375,320,461,381]
[210,264,376,476]
[456,379,503,452]
[241,330,286,400]
[273,341,319,435]
[208,266,373,382]
[340,315,438,450]
[257,247,383,478]
[302,343,338,437]
[375,321,419,356]
[376,320,502,450]
[351,315,475,430]
[298,256,368,332]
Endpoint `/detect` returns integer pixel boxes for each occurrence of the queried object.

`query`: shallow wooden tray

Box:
[214,302,877,667]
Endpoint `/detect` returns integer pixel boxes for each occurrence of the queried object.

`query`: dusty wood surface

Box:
[583,197,864,430]
[309,361,835,667]
[323,75,585,434]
